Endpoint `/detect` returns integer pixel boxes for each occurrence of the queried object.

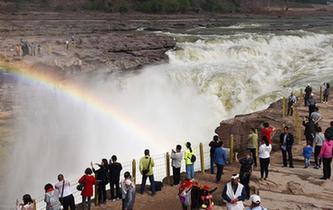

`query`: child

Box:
[303,142,313,168]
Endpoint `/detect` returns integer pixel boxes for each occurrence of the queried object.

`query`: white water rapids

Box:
[1,28,333,207]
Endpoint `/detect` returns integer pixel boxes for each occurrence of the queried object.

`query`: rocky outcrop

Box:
[215,99,295,151]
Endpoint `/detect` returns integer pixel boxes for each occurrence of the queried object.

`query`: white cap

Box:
[231,174,239,179]
[250,194,261,204]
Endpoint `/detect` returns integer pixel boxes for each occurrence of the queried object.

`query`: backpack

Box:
[191,154,196,163]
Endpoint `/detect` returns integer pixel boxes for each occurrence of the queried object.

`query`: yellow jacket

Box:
[184,148,195,165]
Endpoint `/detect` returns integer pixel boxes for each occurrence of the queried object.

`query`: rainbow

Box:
[0,62,160,147]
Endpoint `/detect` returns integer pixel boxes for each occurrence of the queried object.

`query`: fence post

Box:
[94,181,99,206]
[320,85,323,103]
[295,111,302,144]
[282,97,286,117]
[33,200,37,210]
[132,159,136,185]
[166,152,171,185]
[199,143,205,174]
[255,129,259,159]
[229,134,234,163]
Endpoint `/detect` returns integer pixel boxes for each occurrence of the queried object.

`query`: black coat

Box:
[303,120,317,137]
[279,133,294,149]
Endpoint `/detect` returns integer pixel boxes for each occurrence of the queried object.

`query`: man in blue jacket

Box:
[214,141,227,183]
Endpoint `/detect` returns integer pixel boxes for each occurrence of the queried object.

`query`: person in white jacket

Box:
[171,145,183,185]
[16,194,34,210]
[222,174,247,210]
[259,136,272,180]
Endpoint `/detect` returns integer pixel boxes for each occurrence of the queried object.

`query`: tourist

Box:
[65,40,69,50]
[303,117,316,146]
[259,136,272,180]
[314,126,325,169]
[32,42,36,56]
[15,44,21,57]
[209,135,221,174]
[304,84,312,106]
[171,145,183,185]
[323,83,330,104]
[222,174,246,210]
[236,151,254,199]
[184,142,195,180]
[279,126,294,168]
[44,183,61,210]
[247,128,258,167]
[287,92,297,116]
[37,44,41,56]
[121,171,135,210]
[308,93,316,118]
[78,168,96,210]
[261,122,275,144]
[54,174,75,210]
[303,141,313,168]
[16,194,33,210]
[91,159,109,204]
[319,130,333,180]
[245,194,268,210]
[109,155,123,201]
[310,107,322,124]
[139,149,155,195]
[214,141,227,183]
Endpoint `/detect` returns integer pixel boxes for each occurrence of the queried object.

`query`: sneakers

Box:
[289,166,294,168]
[313,166,320,169]
[320,177,327,180]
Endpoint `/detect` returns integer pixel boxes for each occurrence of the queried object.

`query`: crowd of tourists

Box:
[16,83,332,210]
[14,35,81,58]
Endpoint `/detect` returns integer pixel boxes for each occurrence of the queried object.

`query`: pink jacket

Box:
[319,140,333,158]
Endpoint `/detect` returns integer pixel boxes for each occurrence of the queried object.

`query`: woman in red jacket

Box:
[79,168,96,210]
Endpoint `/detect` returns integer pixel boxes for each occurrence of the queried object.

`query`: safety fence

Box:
[30,143,229,210]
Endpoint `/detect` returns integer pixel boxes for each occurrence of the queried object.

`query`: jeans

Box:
[248,148,257,167]
[110,180,121,200]
[287,104,294,116]
[314,145,322,167]
[186,164,194,179]
[216,164,224,182]
[260,158,270,178]
[172,166,181,185]
[304,157,310,167]
[122,199,133,210]
[97,181,107,204]
[323,157,332,179]
[82,196,91,210]
[210,155,214,174]
[62,194,75,210]
[281,147,293,167]
[140,175,155,195]
[240,172,251,199]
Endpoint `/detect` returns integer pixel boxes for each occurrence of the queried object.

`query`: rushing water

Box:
[1,18,333,207]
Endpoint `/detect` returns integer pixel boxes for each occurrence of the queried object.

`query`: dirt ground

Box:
[88,92,333,210]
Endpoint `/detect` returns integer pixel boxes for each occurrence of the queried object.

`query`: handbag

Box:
[59,180,65,205]
[142,158,151,175]
[77,176,85,191]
